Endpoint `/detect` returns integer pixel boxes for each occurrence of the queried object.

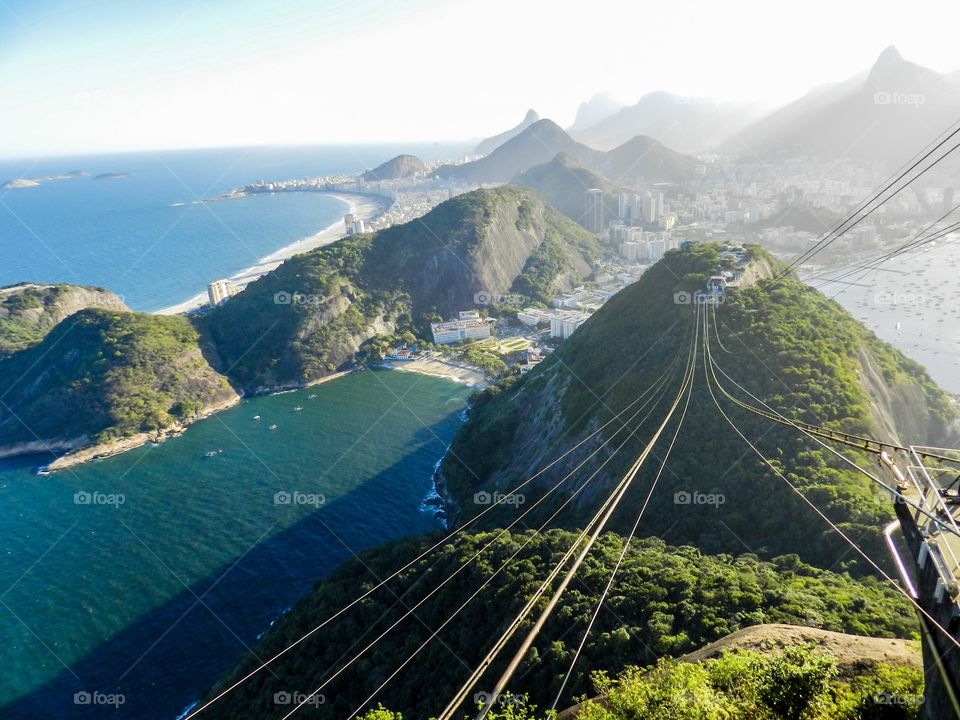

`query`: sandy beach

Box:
[155,192,390,315]
[385,355,489,389]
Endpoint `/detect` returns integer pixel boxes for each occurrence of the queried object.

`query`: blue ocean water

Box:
[0,144,467,311]
[0,369,471,719]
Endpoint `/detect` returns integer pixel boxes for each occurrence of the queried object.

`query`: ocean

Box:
[812,238,960,395]
[0,144,468,311]
[0,369,471,719]
[0,144,474,718]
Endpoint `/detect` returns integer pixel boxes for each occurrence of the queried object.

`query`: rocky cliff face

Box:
[204,187,600,391]
[0,283,128,357]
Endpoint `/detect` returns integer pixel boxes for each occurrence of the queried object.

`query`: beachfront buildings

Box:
[207,279,238,307]
[431,310,492,345]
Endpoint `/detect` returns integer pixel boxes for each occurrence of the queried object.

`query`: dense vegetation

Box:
[205,187,599,390]
[441,244,958,571]
[0,283,125,357]
[202,529,915,719]
[0,309,231,446]
[360,645,924,719]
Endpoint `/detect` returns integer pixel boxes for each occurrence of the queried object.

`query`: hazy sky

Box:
[2,0,959,158]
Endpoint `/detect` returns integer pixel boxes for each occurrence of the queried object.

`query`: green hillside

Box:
[200,530,915,719]
[204,187,600,391]
[440,244,958,570]
[0,309,234,450]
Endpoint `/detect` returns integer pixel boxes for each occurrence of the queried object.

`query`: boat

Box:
[269,424,278,430]
[293,406,303,412]
[253,415,261,420]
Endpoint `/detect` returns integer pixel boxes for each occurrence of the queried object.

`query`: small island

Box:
[92,172,132,181]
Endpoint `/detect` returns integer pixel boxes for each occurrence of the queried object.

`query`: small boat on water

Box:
[293,406,303,412]
[269,424,278,430]
[253,415,261,420]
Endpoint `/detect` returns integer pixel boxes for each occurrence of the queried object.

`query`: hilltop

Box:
[203,187,600,391]
[573,90,761,153]
[475,109,541,155]
[440,244,959,569]
[360,154,427,181]
[199,530,916,719]
[0,309,237,464]
[729,46,960,165]
[440,119,701,186]
[439,119,602,184]
[513,153,624,227]
[0,282,128,358]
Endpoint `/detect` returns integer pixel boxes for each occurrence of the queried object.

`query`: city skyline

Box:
[2,0,960,158]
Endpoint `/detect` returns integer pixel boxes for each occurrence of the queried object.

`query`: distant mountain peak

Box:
[474,110,543,155]
[876,45,903,64]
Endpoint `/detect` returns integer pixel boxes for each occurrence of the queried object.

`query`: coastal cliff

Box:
[0,309,238,465]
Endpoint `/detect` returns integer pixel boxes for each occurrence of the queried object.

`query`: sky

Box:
[1,0,959,158]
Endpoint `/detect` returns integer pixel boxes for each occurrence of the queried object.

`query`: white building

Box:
[207,279,237,307]
[430,317,491,345]
[549,310,590,339]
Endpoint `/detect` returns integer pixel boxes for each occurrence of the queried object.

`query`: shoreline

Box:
[383,356,489,389]
[154,192,391,316]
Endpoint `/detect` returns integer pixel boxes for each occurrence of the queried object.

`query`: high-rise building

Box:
[584,189,605,233]
[207,279,236,307]
[618,193,630,220]
[641,191,656,223]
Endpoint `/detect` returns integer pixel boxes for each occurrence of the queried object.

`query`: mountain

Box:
[0,309,237,463]
[440,120,700,186]
[572,91,761,152]
[440,243,959,569]
[730,46,960,166]
[439,119,603,184]
[0,283,128,358]
[204,187,600,391]
[569,92,626,133]
[199,529,915,719]
[360,154,426,182]
[474,109,540,155]
[603,134,704,184]
[512,153,625,227]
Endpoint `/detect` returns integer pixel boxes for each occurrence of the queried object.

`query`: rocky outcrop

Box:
[361,154,427,181]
